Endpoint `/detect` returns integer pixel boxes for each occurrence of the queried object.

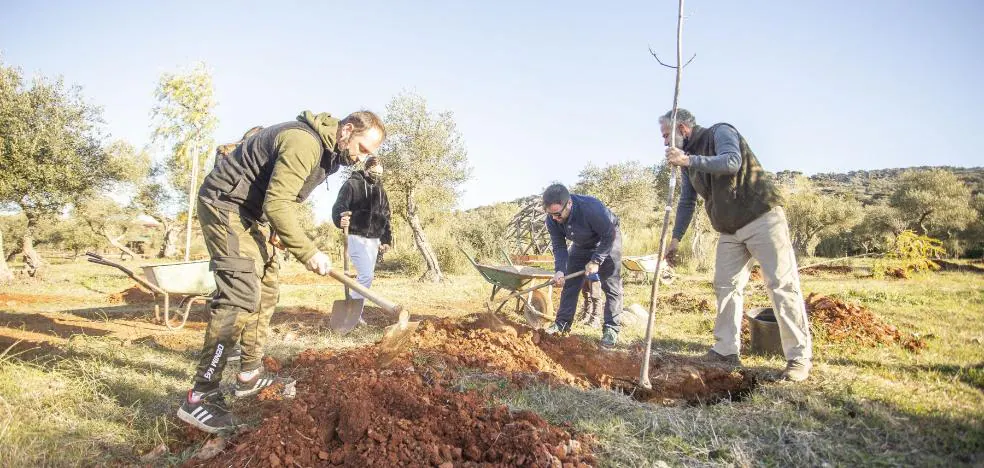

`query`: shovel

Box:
[485,271,585,329]
[323,268,418,366]
[328,212,364,335]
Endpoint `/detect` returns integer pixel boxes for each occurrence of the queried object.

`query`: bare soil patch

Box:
[186,313,755,466]
[806,293,927,352]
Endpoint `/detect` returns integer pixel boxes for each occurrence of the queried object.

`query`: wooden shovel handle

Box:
[340,211,351,300]
[328,269,402,314]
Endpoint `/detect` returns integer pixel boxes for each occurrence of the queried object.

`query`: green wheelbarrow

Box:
[86,252,215,330]
[458,245,558,328]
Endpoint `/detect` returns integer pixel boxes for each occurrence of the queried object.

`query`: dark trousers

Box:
[193,198,280,392]
[555,230,623,332]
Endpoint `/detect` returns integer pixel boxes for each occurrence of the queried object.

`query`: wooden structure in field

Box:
[503,197,553,265]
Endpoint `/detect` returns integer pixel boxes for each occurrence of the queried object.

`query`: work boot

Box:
[700,349,742,369]
[543,321,570,336]
[235,370,297,398]
[585,309,602,329]
[176,389,238,434]
[781,359,812,382]
[600,328,618,349]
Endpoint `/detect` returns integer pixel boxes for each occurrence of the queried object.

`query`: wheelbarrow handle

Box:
[327,269,402,315]
[85,252,165,296]
[493,270,585,307]
[86,253,137,279]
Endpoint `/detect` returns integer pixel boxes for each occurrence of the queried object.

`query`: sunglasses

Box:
[547,202,569,219]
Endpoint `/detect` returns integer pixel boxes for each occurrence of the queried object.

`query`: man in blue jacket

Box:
[542,183,623,348]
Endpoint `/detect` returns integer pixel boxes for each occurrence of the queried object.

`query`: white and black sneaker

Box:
[234,371,296,398]
[176,389,238,434]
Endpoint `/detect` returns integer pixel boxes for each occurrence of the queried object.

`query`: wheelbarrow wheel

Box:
[520,292,553,330]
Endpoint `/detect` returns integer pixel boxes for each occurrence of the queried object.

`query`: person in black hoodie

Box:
[331,156,392,325]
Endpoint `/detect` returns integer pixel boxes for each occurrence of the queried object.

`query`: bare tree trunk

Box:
[0,230,13,285]
[157,218,179,258]
[792,237,811,258]
[688,207,715,271]
[404,187,443,282]
[22,212,44,277]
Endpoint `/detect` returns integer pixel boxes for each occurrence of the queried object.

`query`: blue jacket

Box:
[546,194,619,272]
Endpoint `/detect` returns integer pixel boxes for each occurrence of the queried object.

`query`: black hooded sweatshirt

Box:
[331,170,392,246]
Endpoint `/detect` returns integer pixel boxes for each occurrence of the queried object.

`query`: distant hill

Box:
[775,166,984,205]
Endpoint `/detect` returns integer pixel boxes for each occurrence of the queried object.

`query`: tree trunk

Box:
[404,187,443,282]
[688,207,714,271]
[22,212,44,277]
[157,219,179,258]
[0,230,13,285]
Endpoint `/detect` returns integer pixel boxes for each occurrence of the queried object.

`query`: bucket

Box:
[746,307,783,357]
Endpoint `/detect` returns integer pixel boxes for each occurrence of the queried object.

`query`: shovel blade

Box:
[329,298,364,335]
[377,309,419,367]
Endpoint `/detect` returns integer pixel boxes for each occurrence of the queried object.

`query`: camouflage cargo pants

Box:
[192,198,280,392]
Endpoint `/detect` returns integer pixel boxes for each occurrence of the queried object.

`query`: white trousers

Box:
[711,207,813,362]
[345,235,380,313]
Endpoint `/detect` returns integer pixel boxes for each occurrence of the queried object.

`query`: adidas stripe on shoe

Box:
[234,371,297,398]
[176,390,237,434]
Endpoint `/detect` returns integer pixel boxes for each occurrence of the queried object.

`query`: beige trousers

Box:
[711,206,812,361]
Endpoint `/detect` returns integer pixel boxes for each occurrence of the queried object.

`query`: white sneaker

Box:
[543,322,569,336]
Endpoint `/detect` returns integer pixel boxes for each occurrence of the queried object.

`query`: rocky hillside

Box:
[775,166,984,204]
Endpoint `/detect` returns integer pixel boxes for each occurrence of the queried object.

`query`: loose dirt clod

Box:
[202,347,596,467]
[262,356,282,372]
[806,293,926,352]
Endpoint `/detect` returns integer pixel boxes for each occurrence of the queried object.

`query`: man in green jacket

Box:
[177,110,385,433]
[661,109,813,382]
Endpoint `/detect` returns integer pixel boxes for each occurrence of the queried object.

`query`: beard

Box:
[335,135,359,165]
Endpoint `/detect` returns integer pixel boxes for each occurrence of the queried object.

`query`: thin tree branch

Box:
[648,47,696,69]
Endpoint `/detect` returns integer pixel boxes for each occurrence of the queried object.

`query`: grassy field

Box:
[0,257,981,467]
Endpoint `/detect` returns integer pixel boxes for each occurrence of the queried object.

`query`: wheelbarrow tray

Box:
[473,264,555,291]
[623,255,659,273]
[142,260,216,295]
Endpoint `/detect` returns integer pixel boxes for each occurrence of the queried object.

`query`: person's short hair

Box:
[542,183,570,208]
[340,110,387,140]
[658,108,696,128]
[365,156,380,169]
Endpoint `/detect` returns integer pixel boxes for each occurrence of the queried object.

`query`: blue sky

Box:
[2,1,982,222]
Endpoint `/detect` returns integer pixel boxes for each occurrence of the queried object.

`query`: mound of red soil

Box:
[806,293,926,352]
[203,347,596,467]
[414,315,753,404]
[107,284,156,304]
[190,315,755,466]
[885,267,910,279]
[800,265,854,276]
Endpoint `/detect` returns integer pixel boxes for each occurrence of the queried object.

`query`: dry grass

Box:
[0,258,981,466]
